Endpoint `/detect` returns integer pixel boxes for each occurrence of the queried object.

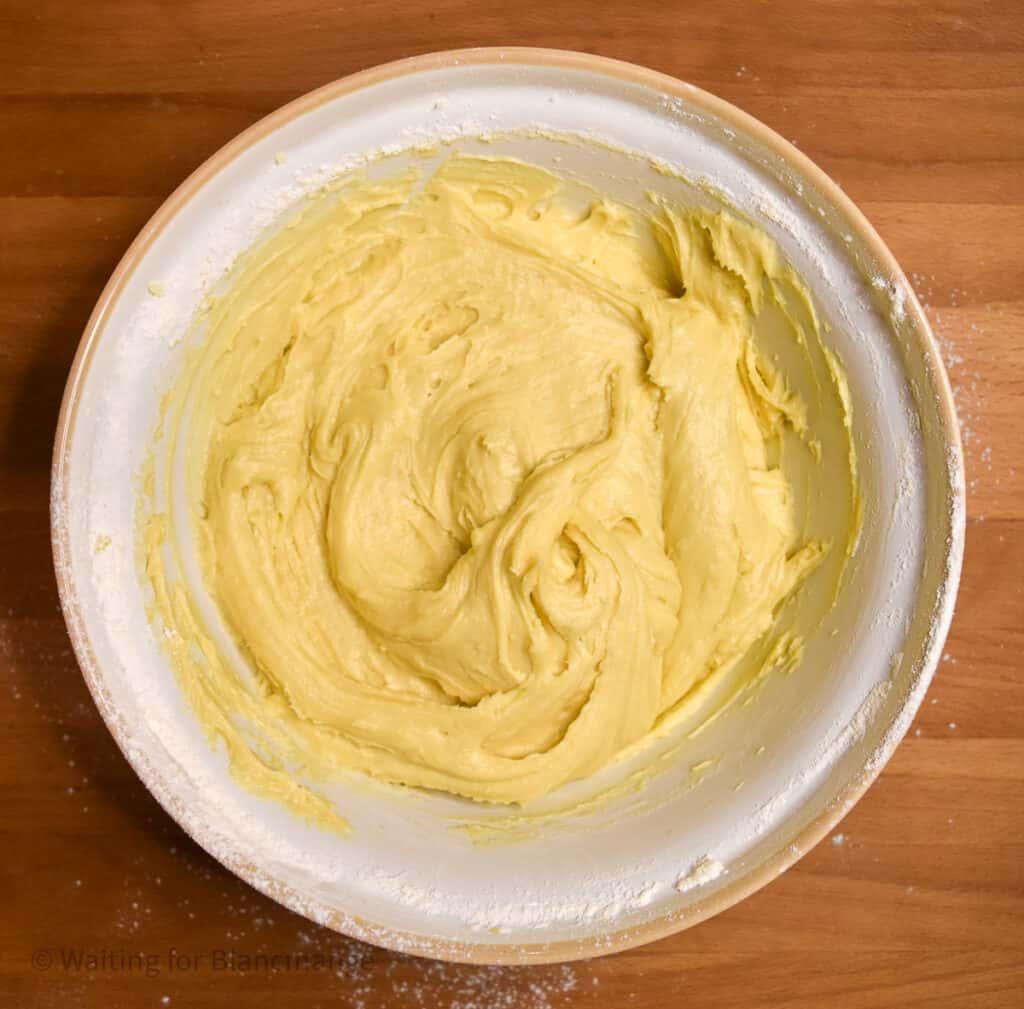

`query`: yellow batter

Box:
[143,153,857,822]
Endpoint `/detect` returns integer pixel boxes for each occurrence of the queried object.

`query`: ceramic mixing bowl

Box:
[51,49,964,963]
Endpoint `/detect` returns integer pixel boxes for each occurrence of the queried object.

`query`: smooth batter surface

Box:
[144,154,856,818]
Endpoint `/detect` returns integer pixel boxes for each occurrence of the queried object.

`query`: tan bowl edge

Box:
[50,47,965,965]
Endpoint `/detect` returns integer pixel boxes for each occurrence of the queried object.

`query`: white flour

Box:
[675,856,726,893]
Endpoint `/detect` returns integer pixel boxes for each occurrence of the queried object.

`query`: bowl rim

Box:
[50,46,965,964]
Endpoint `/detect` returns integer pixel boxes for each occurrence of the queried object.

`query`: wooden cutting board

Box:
[1,2,1021,1006]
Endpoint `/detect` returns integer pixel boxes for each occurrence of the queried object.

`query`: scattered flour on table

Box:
[909,272,1011,515]
[87,845,595,1007]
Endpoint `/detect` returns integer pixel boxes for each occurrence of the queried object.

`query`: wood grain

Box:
[1,2,1022,1006]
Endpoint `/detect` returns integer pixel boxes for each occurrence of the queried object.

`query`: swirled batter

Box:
[144,153,857,820]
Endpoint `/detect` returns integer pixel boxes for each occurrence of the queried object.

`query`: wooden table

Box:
[2,2,1021,1006]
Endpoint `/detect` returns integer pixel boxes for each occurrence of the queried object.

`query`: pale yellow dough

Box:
[144,154,856,820]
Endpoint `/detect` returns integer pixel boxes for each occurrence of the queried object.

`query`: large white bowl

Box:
[51,49,964,963]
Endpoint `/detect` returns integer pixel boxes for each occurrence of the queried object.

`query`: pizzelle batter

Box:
[144,153,857,820]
